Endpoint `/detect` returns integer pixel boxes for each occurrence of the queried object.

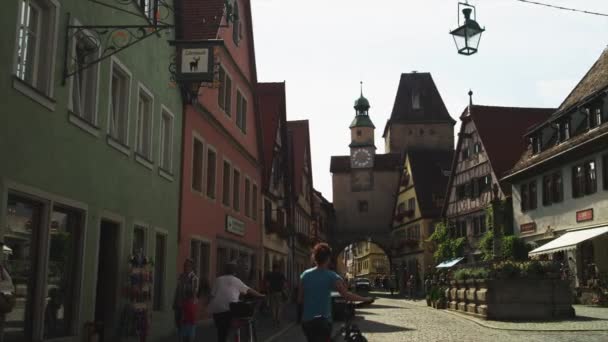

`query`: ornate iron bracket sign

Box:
[168,40,224,103]
[62,0,176,84]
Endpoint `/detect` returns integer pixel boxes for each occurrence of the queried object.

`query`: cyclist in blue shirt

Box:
[298,243,373,342]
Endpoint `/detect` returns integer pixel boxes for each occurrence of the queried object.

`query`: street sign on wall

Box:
[576,209,594,223]
[520,222,537,234]
[226,215,245,236]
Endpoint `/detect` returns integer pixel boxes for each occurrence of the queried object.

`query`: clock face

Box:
[351,148,373,168]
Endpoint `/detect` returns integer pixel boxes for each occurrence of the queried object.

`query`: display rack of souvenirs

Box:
[119,251,153,342]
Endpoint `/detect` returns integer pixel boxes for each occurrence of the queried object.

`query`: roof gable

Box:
[406,150,453,217]
[556,48,608,116]
[287,120,313,196]
[470,105,554,180]
[257,82,286,190]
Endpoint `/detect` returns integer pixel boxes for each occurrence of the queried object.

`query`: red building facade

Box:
[178,0,263,296]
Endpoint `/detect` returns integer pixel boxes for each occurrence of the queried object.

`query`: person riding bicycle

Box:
[298,243,373,342]
[208,261,265,342]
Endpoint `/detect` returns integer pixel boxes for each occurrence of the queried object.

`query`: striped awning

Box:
[529,226,608,256]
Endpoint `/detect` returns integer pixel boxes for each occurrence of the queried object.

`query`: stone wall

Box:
[447,279,575,320]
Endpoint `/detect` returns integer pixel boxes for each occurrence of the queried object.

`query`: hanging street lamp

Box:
[450,2,485,56]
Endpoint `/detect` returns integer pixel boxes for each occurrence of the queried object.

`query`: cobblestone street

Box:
[271,295,608,342]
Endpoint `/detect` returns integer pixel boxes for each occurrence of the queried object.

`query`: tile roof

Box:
[179,0,225,40]
[408,150,454,217]
[505,49,608,180]
[287,120,312,196]
[257,82,286,190]
[554,48,608,118]
[383,72,455,137]
[469,105,554,181]
[330,153,402,173]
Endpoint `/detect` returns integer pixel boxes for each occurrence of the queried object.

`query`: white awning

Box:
[529,226,608,256]
[436,257,464,268]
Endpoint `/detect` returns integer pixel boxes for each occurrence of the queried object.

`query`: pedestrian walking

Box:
[208,261,265,342]
[264,263,287,326]
[382,276,389,292]
[299,243,373,342]
[389,276,397,296]
[407,275,415,299]
[173,259,199,342]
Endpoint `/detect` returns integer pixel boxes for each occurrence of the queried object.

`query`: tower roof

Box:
[351,82,375,128]
[388,72,455,124]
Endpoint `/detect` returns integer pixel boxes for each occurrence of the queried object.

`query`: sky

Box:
[251,0,608,200]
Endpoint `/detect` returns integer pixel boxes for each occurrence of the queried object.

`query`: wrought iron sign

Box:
[62,0,235,85]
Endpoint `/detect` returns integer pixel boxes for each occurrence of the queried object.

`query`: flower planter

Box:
[447,278,575,320]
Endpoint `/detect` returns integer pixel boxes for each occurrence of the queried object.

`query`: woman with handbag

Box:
[0,244,15,342]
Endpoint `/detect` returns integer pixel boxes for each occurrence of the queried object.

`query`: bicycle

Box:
[331,299,374,342]
[229,298,264,342]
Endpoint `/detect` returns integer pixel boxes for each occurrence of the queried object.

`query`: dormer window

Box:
[412,91,420,109]
[589,104,602,129]
[558,120,570,143]
[531,135,542,154]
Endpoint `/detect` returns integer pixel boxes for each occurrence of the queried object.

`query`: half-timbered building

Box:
[443,100,554,262]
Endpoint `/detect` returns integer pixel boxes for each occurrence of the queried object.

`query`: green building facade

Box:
[0,1,181,341]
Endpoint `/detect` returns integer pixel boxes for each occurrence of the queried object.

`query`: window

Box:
[264,199,272,230]
[153,233,166,311]
[543,171,563,205]
[480,175,492,193]
[14,0,58,95]
[191,137,204,192]
[473,143,482,154]
[471,178,480,198]
[408,198,416,212]
[589,105,602,129]
[412,91,420,109]
[233,169,240,211]
[542,174,552,206]
[222,161,231,206]
[109,59,131,145]
[159,109,174,172]
[464,182,471,198]
[69,27,100,124]
[532,136,541,154]
[604,155,608,191]
[521,180,537,211]
[190,240,210,289]
[236,90,247,133]
[358,200,368,213]
[558,120,571,142]
[218,66,232,116]
[356,130,362,137]
[397,202,405,214]
[521,183,529,211]
[135,85,154,159]
[138,0,155,19]
[232,1,241,45]
[244,178,251,217]
[462,146,470,160]
[456,184,466,200]
[454,221,467,238]
[46,204,83,338]
[472,215,486,236]
[573,160,597,197]
[206,148,217,199]
[252,184,258,220]
[132,226,146,255]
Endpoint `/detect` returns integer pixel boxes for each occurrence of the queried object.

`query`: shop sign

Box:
[226,215,245,236]
[576,209,594,223]
[520,222,536,234]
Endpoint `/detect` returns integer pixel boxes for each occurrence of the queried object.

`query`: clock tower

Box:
[349,84,376,170]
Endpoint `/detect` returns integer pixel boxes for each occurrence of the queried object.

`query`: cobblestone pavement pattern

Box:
[273,296,608,342]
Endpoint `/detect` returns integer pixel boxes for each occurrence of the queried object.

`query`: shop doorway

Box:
[94,220,120,341]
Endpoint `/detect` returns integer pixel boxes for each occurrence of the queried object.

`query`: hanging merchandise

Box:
[119,252,154,342]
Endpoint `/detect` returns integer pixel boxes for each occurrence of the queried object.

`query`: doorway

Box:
[94,220,120,341]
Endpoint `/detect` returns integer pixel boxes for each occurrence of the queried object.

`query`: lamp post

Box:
[450,3,485,56]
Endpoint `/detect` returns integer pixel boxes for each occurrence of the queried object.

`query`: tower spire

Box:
[360,81,363,97]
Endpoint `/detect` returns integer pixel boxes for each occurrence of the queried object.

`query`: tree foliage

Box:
[428,222,465,264]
